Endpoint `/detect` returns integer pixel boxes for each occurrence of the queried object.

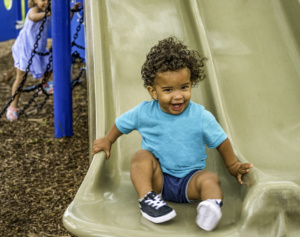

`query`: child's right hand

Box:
[92,137,112,159]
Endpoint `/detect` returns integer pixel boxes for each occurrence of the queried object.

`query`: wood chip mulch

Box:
[0,40,89,237]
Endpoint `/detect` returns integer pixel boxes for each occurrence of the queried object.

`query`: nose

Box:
[173,91,183,100]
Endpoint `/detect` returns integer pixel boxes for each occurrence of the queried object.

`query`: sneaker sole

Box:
[141,209,176,223]
[38,89,53,95]
[196,201,222,231]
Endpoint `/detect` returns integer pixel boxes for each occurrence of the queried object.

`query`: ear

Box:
[147,86,158,100]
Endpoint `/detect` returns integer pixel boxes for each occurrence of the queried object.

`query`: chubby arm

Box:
[28,7,51,22]
[92,123,123,159]
[217,138,253,184]
[28,2,82,22]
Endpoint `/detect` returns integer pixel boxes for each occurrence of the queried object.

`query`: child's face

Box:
[147,67,192,115]
[34,0,48,11]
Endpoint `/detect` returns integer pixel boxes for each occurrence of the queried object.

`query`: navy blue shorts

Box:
[161,169,201,203]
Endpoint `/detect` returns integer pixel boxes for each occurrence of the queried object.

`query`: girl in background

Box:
[6,0,81,121]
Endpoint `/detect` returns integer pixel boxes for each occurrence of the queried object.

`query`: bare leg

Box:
[131,150,176,223]
[40,70,53,84]
[38,70,53,94]
[188,171,223,231]
[10,68,26,108]
[130,150,163,199]
[3,67,15,82]
[187,171,223,201]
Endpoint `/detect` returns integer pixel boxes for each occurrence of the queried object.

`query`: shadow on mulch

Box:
[0,40,89,237]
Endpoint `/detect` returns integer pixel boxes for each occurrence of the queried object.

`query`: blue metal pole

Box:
[52,0,73,137]
[15,0,22,22]
[14,0,23,35]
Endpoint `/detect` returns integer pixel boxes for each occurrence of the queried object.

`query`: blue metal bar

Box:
[15,0,22,22]
[14,0,23,33]
[52,0,73,137]
[0,0,18,41]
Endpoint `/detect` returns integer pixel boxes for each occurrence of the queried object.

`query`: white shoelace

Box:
[145,195,166,209]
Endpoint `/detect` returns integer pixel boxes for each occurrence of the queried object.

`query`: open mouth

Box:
[171,103,183,111]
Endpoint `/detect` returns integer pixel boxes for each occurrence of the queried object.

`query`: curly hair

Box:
[141,36,206,88]
[28,0,35,8]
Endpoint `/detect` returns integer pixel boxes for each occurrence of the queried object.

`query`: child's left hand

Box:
[235,162,253,184]
[72,2,82,11]
[217,139,253,185]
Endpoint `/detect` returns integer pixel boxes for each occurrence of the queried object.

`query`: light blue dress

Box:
[12,7,51,79]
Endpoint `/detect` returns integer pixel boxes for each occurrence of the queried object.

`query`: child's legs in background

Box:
[187,171,223,201]
[10,68,26,108]
[37,70,53,94]
[40,70,53,84]
[130,149,163,199]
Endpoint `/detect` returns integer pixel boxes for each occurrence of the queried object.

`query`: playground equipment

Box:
[52,0,84,137]
[0,0,48,41]
[62,0,300,236]
[0,0,23,41]
[0,0,85,137]
[52,0,73,137]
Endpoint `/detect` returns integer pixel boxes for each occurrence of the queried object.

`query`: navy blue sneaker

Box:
[139,191,176,223]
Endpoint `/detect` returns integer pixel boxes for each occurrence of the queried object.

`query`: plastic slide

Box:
[63,0,300,236]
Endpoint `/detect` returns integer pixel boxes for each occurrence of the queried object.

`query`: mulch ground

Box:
[0,39,89,237]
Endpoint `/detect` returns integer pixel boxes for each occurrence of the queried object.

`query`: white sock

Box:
[206,199,223,207]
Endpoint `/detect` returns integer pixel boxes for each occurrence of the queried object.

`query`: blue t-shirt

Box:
[115,100,227,178]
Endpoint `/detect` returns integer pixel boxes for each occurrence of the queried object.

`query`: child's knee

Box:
[131,150,155,167]
[194,171,221,188]
[202,172,221,187]
[132,150,149,161]
[15,69,25,82]
[188,171,221,200]
[131,150,161,174]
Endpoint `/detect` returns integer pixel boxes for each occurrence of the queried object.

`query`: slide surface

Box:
[63,0,300,236]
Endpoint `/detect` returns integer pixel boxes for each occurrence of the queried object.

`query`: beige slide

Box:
[63,0,300,236]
